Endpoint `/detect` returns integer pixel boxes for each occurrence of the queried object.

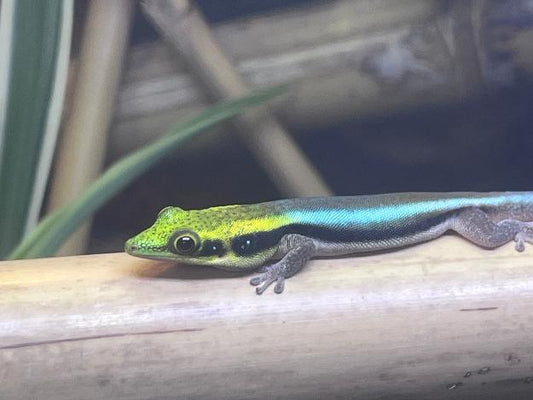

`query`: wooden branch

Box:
[2,236,533,399]
[141,0,331,197]
[48,0,134,256]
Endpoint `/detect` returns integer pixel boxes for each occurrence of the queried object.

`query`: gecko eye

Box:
[169,231,200,255]
[175,236,195,254]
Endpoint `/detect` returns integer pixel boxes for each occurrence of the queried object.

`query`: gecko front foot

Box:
[250,234,316,295]
[250,263,286,294]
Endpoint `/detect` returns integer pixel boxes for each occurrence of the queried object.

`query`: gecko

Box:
[125,192,533,294]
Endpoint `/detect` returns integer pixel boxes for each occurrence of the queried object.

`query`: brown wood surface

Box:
[1,236,533,399]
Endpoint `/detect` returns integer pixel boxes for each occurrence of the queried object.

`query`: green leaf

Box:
[0,0,71,258]
[8,85,286,259]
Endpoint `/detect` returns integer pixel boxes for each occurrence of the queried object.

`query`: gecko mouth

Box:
[124,240,168,259]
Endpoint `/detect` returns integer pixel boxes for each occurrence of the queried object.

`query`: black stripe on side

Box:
[231,230,284,256]
[198,240,227,257]
[229,211,453,257]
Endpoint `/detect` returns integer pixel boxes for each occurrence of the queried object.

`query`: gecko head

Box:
[125,205,278,270]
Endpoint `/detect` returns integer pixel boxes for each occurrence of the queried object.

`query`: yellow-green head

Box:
[125,204,290,270]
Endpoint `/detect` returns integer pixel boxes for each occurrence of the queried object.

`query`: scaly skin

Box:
[125,192,533,294]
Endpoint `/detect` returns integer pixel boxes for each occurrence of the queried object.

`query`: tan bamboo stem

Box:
[1,236,532,399]
[47,0,134,256]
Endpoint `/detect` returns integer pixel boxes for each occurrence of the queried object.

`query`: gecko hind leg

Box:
[512,229,533,252]
[250,234,316,295]
[451,208,533,252]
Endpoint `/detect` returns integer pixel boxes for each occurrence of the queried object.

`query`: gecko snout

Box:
[124,240,138,254]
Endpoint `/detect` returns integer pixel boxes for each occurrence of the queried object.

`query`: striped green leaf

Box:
[0,0,72,258]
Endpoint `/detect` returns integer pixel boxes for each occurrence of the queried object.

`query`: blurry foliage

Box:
[0,0,71,258]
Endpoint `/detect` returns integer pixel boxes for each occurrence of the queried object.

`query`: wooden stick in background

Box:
[142,0,332,197]
[47,0,134,256]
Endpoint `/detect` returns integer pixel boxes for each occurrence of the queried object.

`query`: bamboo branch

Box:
[47,0,134,256]
[1,236,533,399]
[141,0,332,197]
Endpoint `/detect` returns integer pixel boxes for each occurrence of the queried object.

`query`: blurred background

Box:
[1,0,533,258]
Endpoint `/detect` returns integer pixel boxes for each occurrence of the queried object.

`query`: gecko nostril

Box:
[125,241,138,253]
